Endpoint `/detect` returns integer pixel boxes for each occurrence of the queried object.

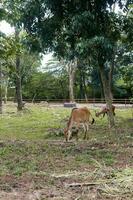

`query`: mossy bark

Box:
[99,65,115,127]
[0,65,2,114]
[15,28,23,111]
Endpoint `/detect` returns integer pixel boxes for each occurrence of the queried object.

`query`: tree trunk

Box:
[98,72,104,101]
[32,93,37,103]
[4,77,9,104]
[108,53,115,100]
[67,59,77,102]
[0,64,2,114]
[69,74,75,102]
[99,65,115,127]
[15,28,23,111]
[79,67,84,99]
[82,70,88,102]
[108,64,114,100]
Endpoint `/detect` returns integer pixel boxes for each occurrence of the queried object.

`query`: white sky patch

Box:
[40,53,54,71]
[0,21,53,67]
[0,20,15,35]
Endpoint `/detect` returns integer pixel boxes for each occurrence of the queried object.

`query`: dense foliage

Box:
[0,0,133,103]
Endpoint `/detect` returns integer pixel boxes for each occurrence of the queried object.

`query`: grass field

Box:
[0,103,133,200]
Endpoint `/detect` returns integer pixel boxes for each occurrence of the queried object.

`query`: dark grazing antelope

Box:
[95,105,115,118]
[64,107,95,142]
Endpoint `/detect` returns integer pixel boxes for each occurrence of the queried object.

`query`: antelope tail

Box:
[91,118,95,124]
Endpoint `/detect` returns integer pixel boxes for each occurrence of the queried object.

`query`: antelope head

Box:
[64,128,72,142]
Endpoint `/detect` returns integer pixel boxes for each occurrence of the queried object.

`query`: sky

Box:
[0,20,53,67]
[0,20,14,35]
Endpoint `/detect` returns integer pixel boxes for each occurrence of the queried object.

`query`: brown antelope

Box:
[64,107,95,142]
[95,105,115,118]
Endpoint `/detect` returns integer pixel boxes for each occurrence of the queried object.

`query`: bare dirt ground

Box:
[0,140,132,200]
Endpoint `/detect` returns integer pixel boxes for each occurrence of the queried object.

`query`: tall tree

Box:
[0,7,6,113]
[0,64,2,114]
[66,59,77,102]
[2,0,24,110]
[0,33,14,113]
[14,27,23,110]
[18,0,132,126]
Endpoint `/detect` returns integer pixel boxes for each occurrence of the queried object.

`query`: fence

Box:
[75,98,132,106]
[8,98,132,106]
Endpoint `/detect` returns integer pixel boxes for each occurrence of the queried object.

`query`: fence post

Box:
[93,98,95,107]
[125,99,126,107]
